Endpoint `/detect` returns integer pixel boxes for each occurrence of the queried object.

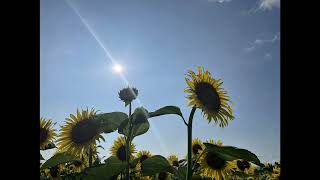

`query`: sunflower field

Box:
[40,67,280,180]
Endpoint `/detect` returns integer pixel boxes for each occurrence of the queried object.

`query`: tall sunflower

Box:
[40,117,57,149]
[185,67,234,127]
[167,155,179,167]
[192,138,204,156]
[199,151,235,180]
[56,108,105,156]
[111,136,136,162]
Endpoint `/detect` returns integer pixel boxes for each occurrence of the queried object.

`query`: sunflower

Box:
[56,108,105,156]
[272,167,280,179]
[235,160,252,173]
[199,151,235,180]
[40,117,57,149]
[185,67,234,127]
[192,138,205,156]
[137,150,152,163]
[118,87,138,106]
[111,136,136,162]
[167,155,179,167]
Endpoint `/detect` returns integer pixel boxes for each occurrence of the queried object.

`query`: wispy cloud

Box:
[245,32,280,52]
[208,0,232,3]
[248,0,280,13]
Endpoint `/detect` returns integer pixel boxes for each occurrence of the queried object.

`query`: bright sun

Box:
[113,64,123,73]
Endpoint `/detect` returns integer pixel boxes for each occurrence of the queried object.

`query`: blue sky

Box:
[40,0,280,163]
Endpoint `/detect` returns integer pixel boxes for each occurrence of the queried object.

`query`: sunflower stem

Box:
[186,107,197,180]
[126,102,132,180]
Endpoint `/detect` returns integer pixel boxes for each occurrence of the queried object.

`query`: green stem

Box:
[186,107,197,180]
[126,102,132,180]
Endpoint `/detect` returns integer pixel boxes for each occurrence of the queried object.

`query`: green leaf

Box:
[118,119,150,138]
[93,112,128,133]
[41,153,81,170]
[149,106,184,119]
[132,107,149,124]
[203,143,263,166]
[83,156,127,180]
[40,142,56,150]
[141,155,174,176]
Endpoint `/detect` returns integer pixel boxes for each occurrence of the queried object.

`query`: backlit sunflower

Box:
[199,151,235,180]
[185,67,234,127]
[40,117,57,149]
[167,155,179,167]
[192,138,205,156]
[56,108,105,156]
[111,136,136,162]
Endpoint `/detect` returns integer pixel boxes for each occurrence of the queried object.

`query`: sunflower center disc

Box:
[206,152,226,170]
[192,144,203,155]
[71,119,99,144]
[40,127,49,145]
[140,155,149,163]
[74,160,82,167]
[195,82,221,112]
[116,145,127,161]
[158,172,168,180]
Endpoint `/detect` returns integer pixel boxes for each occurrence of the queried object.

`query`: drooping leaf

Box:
[83,156,127,180]
[203,143,263,166]
[41,153,81,170]
[141,155,174,176]
[149,106,184,119]
[93,112,128,133]
[132,107,149,124]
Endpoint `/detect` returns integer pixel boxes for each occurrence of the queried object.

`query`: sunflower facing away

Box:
[56,108,105,156]
[111,136,136,162]
[199,151,235,180]
[40,117,57,149]
[192,138,205,156]
[185,67,234,127]
[167,155,179,167]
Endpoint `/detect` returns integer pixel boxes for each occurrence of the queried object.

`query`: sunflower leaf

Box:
[149,106,184,119]
[41,153,81,170]
[141,155,174,176]
[83,156,127,180]
[118,119,150,139]
[93,112,128,133]
[203,143,263,166]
